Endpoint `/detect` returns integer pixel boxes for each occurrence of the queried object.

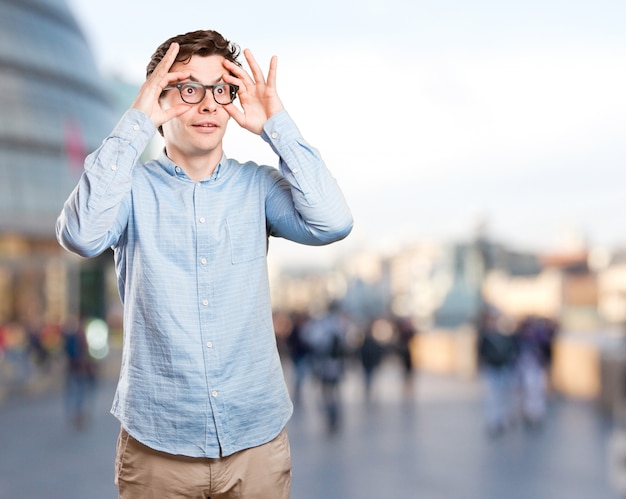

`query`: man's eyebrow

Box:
[186,74,224,84]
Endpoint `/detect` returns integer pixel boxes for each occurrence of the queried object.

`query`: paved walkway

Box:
[0,357,623,498]
[289,362,622,499]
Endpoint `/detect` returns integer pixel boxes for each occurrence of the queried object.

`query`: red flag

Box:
[64,118,86,174]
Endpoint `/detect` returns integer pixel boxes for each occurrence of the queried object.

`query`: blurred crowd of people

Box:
[0,319,61,383]
[274,303,418,435]
[275,300,560,440]
[476,305,558,437]
[0,316,99,428]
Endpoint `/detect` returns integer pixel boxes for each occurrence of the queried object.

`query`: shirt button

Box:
[206,341,213,348]
[292,168,299,174]
[271,132,278,139]
[199,217,206,223]
[110,165,117,171]
[211,391,218,397]
[132,124,140,131]
[200,258,207,265]
[175,166,182,173]
[202,299,209,306]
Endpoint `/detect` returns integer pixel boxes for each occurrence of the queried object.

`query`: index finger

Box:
[150,42,180,81]
[223,57,253,86]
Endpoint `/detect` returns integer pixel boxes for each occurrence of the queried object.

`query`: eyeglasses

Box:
[163,81,239,105]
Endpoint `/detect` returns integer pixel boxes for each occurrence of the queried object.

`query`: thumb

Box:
[156,104,190,128]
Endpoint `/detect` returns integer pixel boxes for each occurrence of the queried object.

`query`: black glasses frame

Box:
[163,81,239,105]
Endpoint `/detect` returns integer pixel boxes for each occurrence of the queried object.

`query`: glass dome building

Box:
[0,0,116,236]
[0,0,117,326]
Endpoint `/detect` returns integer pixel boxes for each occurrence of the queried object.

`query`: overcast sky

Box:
[66,0,626,266]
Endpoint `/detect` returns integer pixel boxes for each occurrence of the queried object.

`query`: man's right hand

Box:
[130,42,190,128]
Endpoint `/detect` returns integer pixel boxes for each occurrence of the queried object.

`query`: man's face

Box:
[160,54,232,166]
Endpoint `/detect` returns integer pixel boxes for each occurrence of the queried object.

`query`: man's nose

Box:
[200,90,217,112]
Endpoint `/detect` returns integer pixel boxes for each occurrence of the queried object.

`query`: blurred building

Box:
[0,0,117,325]
[270,233,622,399]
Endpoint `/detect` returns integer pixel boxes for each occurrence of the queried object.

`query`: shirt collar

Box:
[158,150,228,182]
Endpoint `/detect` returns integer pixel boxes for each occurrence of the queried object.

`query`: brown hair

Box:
[146,29,241,78]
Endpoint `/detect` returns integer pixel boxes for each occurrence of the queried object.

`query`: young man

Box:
[56,30,352,498]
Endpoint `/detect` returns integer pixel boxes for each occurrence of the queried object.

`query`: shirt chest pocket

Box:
[226,217,267,264]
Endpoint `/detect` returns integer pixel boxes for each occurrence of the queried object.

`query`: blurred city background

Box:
[1,0,626,497]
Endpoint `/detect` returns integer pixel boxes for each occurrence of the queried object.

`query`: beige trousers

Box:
[115,426,291,499]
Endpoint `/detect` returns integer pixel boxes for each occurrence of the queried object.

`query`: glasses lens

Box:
[213,83,236,105]
[179,82,205,104]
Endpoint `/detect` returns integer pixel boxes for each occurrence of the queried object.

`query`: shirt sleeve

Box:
[56,109,156,257]
[261,111,353,245]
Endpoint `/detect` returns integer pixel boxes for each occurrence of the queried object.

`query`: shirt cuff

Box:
[261,110,302,148]
[110,108,157,153]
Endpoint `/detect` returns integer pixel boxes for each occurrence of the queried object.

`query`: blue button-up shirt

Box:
[56,109,352,457]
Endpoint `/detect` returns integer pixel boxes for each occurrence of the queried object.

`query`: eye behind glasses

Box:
[163,81,238,105]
